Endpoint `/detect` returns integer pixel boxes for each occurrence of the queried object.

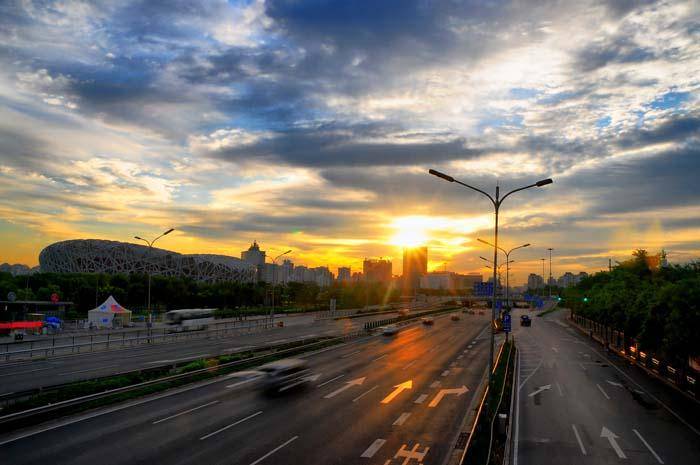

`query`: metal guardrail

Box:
[363,306,459,330]
[0,330,368,430]
[1,319,273,362]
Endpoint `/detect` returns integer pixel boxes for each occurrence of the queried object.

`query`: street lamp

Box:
[270,250,292,324]
[134,228,174,325]
[541,258,546,293]
[548,247,554,299]
[478,239,530,309]
[429,168,552,388]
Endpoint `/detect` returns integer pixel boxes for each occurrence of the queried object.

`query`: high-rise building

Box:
[337,267,351,282]
[241,241,266,280]
[280,259,294,283]
[527,273,544,290]
[403,247,428,292]
[363,258,392,283]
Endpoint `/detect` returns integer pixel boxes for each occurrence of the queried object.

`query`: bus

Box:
[164,309,215,332]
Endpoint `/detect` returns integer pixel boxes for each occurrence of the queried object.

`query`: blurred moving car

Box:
[450,313,460,321]
[520,315,532,327]
[382,324,399,335]
[421,317,435,325]
[259,359,312,393]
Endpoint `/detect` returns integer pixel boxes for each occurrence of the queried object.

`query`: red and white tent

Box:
[87,296,132,328]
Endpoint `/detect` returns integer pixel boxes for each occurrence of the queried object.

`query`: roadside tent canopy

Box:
[87,296,132,328]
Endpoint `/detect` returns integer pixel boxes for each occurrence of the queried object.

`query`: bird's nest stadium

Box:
[39,239,256,283]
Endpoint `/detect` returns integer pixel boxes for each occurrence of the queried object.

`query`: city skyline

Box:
[1,1,699,285]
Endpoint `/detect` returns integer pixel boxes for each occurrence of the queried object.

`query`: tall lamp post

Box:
[429,169,552,388]
[134,228,174,325]
[548,247,554,299]
[270,250,292,324]
[481,258,512,299]
[541,258,546,294]
[478,239,530,309]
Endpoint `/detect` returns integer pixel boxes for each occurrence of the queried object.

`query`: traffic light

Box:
[583,297,589,303]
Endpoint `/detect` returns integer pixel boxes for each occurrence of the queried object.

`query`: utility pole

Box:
[548,247,553,299]
[541,258,545,294]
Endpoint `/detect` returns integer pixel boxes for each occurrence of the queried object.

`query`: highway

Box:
[0,313,492,465]
[513,307,700,465]
[0,312,406,393]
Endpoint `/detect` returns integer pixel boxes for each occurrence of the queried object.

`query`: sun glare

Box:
[390,216,432,247]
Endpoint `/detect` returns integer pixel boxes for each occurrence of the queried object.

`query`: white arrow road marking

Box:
[528,384,551,397]
[381,380,413,404]
[392,412,411,426]
[601,426,627,459]
[606,380,623,388]
[428,385,468,407]
[361,439,386,458]
[414,394,428,404]
[633,429,664,464]
[597,384,611,400]
[317,374,345,388]
[324,377,366,398]
[572,424,587,455]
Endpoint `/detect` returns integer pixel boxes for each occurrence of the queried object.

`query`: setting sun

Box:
[390,216,431,247]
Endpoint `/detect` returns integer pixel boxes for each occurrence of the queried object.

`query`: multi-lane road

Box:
[1,313,492,465]
[0,312,404,393]
[513,308,700,465]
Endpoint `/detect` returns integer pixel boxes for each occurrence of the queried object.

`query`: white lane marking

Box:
[0,367,54,377]
[361,438,387,458]
[551,347,559,353]
[606,380,623,388]
[596,383,611,400]
[226,377,260,389]
[414,394,428,404]
[393,412,411,426]
[430,381,441,388]
[457,354,463,359]
[578,362,587,371]
[450,362,457,367]
[513,351,521,465]
[403,359,418,370]
[572,424,587,455]
[372,354,387,362]
[153,400,219,424]
[200,410,263,440]
[58,364,119,376]
[633,429,665,464]
[441,370,450,377]
[555,382,563,396]
[317,374,345,387]
[528,385,551,397]
[601,426,626,459]
[342,350,361,358]
[323,377,366,399]
[353,385,379,403]
[249,435,299,465]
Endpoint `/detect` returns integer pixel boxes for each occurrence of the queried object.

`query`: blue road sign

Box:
[503,313,511,333]
[495,300,502,310]
[473,282,494,296]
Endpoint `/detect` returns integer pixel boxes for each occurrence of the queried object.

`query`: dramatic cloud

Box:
[1,0,699,282]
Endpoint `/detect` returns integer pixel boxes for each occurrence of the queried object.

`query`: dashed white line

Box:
[596,383,610,400]
[414,394,428,404]
[555,382,564,397]
[633,429,665,464]
[393,412,411,426]
[578,362,587,371]
[317,374,345,387]
[249,435,299,465]
[342,350,361,358]
[430,381,441,388]
[200,411,263,440]
[441,370,450,377]
[353,385,379,403]
[361,438,386,458]
[58,364,119,376]
[551,347,559,353]
[153,400,219,424]
[225,377,261,389]
[450,362,457,367]
[572,424,587,456]
[457,355,463,359]
[372,354,387,362]
[403,359,418,370]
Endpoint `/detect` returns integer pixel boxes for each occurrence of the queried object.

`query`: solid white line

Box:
[249,435,299,465]
[352,385,378,403]
[317,374,345,387]
[200,411,262,440]
[555,382,563,396]
[342,350,361,358]
[372,354,387,362]
[153,400,219,424]
[572,424,587,455]
[414,394,428,404]
[392,412,411,426]
[633,429,665,464]
[596,383,610,400]
[513,351,521,465]
[518,355,543,391]
[430,381,441,388]
[226,377,260,389]
[361,438,386,458]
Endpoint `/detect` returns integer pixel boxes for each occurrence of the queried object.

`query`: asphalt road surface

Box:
[0,312,411,393]
[0,313,492,465]
[513,307,700,465]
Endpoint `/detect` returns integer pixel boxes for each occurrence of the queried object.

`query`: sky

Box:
[0,0,699,285]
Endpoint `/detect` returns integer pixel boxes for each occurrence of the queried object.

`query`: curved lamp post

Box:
[478,239,530,309]
[134,228,174,325]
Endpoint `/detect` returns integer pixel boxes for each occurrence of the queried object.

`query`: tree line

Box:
[563,250,700,369]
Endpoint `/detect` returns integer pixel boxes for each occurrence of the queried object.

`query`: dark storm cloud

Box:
[616,114,700,148]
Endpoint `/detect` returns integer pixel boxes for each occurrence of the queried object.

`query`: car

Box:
[520,315,532,327]
[450,313,460,321]
[259,358,312,394]
[382,324,399,335]
[421,317,434,325]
